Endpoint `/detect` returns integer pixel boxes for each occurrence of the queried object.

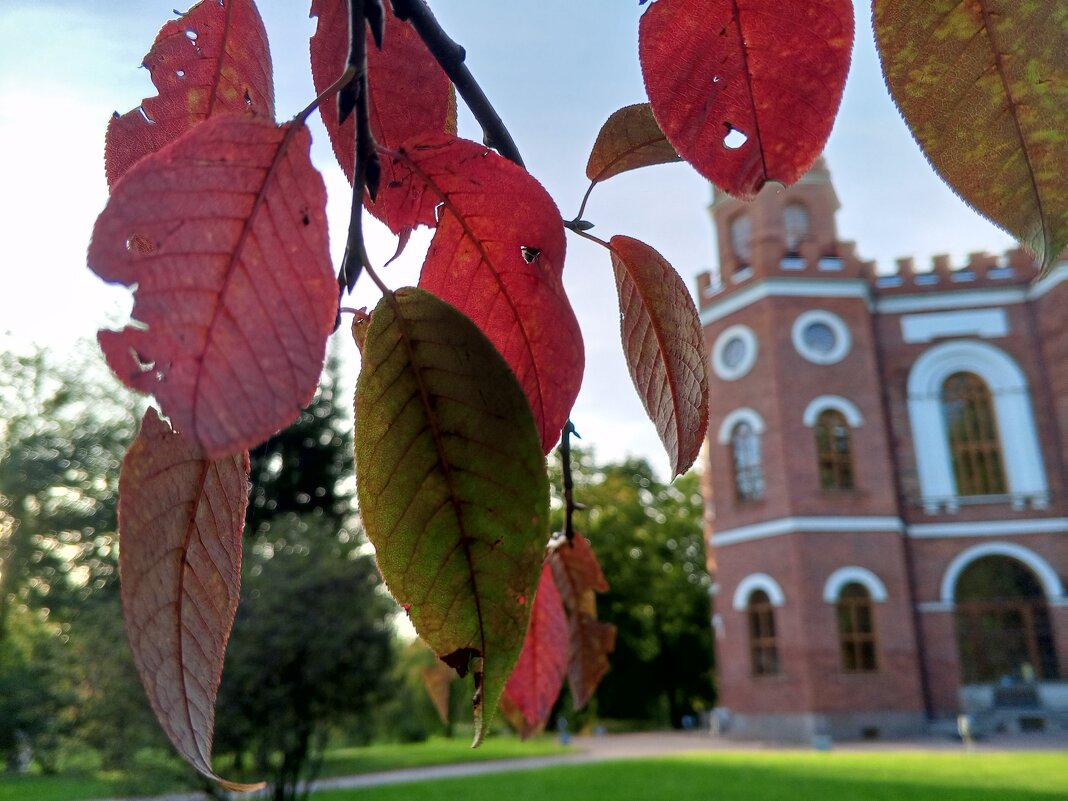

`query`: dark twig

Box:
[390,0,524,168]
[339,0,382,295]
[560,419,580,543]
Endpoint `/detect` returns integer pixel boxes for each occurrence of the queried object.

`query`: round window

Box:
[792,310,851,365]
[713,324,758,380]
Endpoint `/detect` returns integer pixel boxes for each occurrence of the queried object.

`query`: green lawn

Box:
[0,736,569,801]
[318,751,1068,801]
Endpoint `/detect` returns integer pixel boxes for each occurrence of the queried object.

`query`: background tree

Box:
[213,517,395,801]
[555,451,715,727]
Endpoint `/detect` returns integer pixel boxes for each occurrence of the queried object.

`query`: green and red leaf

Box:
[105,0,274,187]
[501,563,569,739]
[118,408,258,791]
[610,236,709,477]
[89,114,337,458]
[586,103,681,183]
[548,534,616,709]
[354,287,549,745]
[395,134,583,453]
[875,0,1068,270]
[310,0,452,234]
[639,0,853,199]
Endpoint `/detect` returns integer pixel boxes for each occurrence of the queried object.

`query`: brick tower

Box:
[696,160,1068,741]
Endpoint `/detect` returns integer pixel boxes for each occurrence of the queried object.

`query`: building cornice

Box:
[710,515,904,547]
[700,277,871,325]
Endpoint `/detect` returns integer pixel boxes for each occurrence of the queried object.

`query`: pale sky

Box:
[0,0,1016,476]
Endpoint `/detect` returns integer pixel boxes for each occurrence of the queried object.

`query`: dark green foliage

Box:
[213,517,395,801]
[555,451,714,726]
[246,353,354,537]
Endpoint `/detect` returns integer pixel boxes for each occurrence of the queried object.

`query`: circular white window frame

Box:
[792,310,851,365]
[712,324,758,381]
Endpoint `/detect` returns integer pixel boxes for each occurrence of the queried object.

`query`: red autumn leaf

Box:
[501,563,569,739]
[396,134,583,453]
[90,113,337,459]
[639,0,853,199]
[586,103,682,183]
[310,0,452,233]
[118,408,258,791]
[105,0,275,188]
[549,535,616,710]
[610,236,709,477]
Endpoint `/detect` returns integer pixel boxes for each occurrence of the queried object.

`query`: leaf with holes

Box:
[548,534,616,710]
[355,287,549,746]
[119,408,258,791]
[586,103,681,183]
[310,0,452,234]
[90,113,337,459]
[610,236,708,476]
[500,562,569,739]
[875,0,1068,270]
[394,134,583,453]
[105,0,274,188]
[639,0,853,199]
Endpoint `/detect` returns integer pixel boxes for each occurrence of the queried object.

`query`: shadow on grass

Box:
[316,752,1068,801]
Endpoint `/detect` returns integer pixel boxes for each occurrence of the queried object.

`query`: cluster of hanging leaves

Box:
[87,0,1064,788]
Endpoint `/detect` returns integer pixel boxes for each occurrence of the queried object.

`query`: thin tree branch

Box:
[560,419,580,543]
[390,0,524,168]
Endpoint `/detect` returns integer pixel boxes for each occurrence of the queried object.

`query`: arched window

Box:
[730,421,764,501]
[941,372,1006,496]
[836,583,878,672]
[747,590,779,676]
[815,409,854,489]
[783,203,809,255]
[954,555,1060,682]
[730,214,751,266]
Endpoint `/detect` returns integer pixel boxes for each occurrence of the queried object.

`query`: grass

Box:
[0,736,569,801]
[317,751,1068,801]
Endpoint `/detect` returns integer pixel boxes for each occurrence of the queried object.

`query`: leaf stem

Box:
[569,227,614,253]
[390,0,524,168]
[294,65,357,125]
[569,180,597,226]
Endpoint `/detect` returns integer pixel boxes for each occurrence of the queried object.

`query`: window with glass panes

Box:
[815,409,854,489]
[941,372,1006,495]
[747,590,780,676]
[836,583,878,672]
[730,421,764,501]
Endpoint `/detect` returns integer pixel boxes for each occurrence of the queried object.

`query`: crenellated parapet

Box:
[870,248,1038,294]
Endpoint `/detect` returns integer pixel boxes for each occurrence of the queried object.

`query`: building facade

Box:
[697,159,1068,741]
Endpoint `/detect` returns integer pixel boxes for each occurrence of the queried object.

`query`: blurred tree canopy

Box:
[554,450,715,727]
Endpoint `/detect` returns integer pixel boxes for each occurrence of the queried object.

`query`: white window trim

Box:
[906,339,1048,513]
[732,573,786,610]
[791,309,852,364]
[711,324,758,381]
[717,407,766,444]
[802,395,864,427]
[939,542,1064,605]
[823,566,888,603]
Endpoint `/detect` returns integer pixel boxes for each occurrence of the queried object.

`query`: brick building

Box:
[697,158,1068,741]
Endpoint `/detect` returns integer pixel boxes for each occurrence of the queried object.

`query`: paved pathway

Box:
[95,729,1068,801]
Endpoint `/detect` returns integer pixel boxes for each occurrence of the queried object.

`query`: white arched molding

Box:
[732,573,786,611]
[717,407,766,444]
[906,339,1048,513]
[802,395,864,428]
[823,566,888,603]
[939,542,1065,605]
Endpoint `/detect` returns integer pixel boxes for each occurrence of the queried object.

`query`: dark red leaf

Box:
[639,0,853,199]
[610,236,709,476]
[310,0,452,233]
[548,535,616,710]
[119,408,259,791]
[395,134,583,453]
[105,0,274,188]
[501,563,569,739]
[90,114,337,458]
